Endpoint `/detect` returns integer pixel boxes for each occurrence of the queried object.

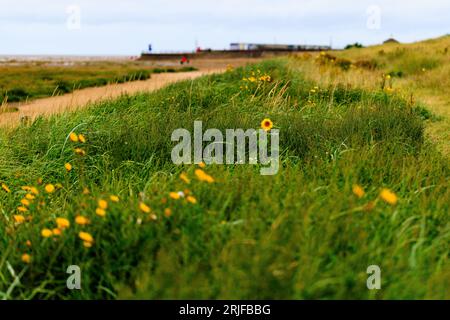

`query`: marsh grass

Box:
[0,58,448,299]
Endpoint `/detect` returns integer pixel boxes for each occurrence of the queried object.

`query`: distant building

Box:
[383,38,400,44]
[229,43,331,51]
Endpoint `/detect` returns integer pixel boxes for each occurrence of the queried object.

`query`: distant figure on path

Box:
[180,56,189,65]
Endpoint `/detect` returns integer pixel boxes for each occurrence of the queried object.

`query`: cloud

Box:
[0,0,449,54]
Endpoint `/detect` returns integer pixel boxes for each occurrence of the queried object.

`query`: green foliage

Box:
[0,59,448,299]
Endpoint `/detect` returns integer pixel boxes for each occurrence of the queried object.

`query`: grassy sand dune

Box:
[0,55,448,299]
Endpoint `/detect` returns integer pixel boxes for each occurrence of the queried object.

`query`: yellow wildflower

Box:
[149,213,158,221]
[41,228,53,238]
[169,192,181,200]
[380,188,398,205]
[56,217,70,229]
[26,240,32,247]
[261,118,273,132]
[20,198,30,206]
[30,187,39,195]
[79,231,94,244]
[74,148,86,156]
[83,241,93,248]
[98,199,108,210]
[21,253,31,264]
[1,183,11,193]
[17,206,28,213]
[180,172,190,184]
[69,132,79,142]
[139,202,151,213]
[186,196,197,204]
[78,134,86,143]
[96,208,106,217]
[45,184,55,193]
[75,215,90,225]
[352,184,365,199]
[198,161,206,168]
[164,208,172,217]
[25,193,35,200]
[194,169,215,183]
[52,228,62,236]
[65,163,73,172]
[13,215,26,224]
[110,195,120,203]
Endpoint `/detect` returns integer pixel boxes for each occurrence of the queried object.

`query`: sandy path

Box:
[0,68,223,127]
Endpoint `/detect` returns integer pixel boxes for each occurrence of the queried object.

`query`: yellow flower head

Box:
[13,215,26,224]
[169,192,181,200]
[78,134,86,143]
[194,169,215,183]
[179,172,190,184]
[79,231,94,243]
[25,193,36,200]
[198,161,206,168]
[139,202,151,213]
[41,228,53,238]
[83,241,93,248]
[52,228,62,236]
[65,163,73,172]
[1,183,11,193]
[17,206,28,213]
[21,253,31,264]
[20,198,30,206]
[261,118,273,132]
[75,215,90,225]
[26,240,32,247]
[56,217,70,229]
[164,208,172,217]
[186,196,197,204]
[110,195,120,203]
[380,188,398,205]
[98,199,108,210]
[30,187,39,195]
[74,148,86,156]
[96,208,106,217]
[45,184,55,193]
[69,132,79,142]
[352,184,365,199]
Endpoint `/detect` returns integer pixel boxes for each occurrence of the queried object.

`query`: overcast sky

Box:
[0,0,449,55]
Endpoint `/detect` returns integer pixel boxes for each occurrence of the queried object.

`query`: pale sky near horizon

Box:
[0,0,449,55]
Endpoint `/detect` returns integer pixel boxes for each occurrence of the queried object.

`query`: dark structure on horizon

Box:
[139,42,331,61]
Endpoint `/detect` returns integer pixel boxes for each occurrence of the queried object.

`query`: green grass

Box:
[0,62,197,103]
[0,59,448,299]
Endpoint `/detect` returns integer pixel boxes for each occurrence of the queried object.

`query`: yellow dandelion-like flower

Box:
[164,208,172,217]
[26,240,32,247]
[52,228,62,236]
[17,206,28,213]
[1,183,11,193]
[179,172,190,184]
[169,192,181,200]
[79,231,94,243]
[20,198,30,206]
[78,134,86,143]
[261,118,273,132]
[194,169,215,183]
[74,148,86,156]
[45,184,55,193]
[65,163,73,172]
[352,184,365,199]
[98,199,108,210]
[96,208,106,217]
[56,217,70,229]
[149,213,158,221]
[21,253,31,264]
[198,161,206,168]
[25,193,35,200]
[41,228,53,238]
[139,202,151,213]
[385,74,391,80]
[69,132,79,142]
[110,195,120,203]
[75,215,90,225]
[13,215,26,224]
[186,196,197,204]
[83,241,93,248]
[30,187,39,195]
[380,188,398,206]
